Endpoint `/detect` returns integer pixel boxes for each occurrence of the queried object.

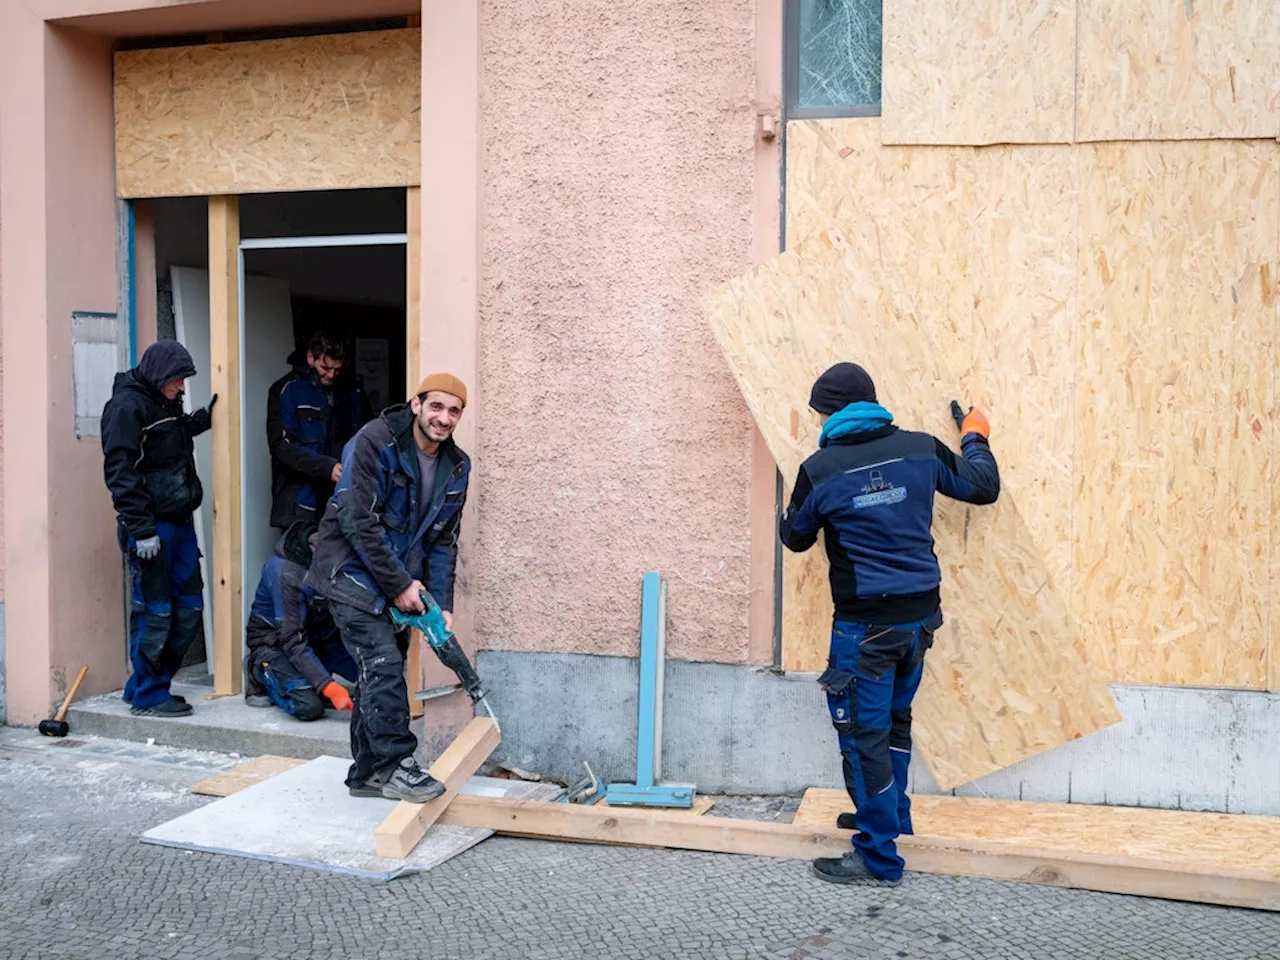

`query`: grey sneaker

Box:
[381,758,446,803]
[812,852,902,887]
[348,776,383,798]
[244,694,272,708]
[130,698,193,718]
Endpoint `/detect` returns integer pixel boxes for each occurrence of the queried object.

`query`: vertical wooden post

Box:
[406,185,424,718]
[209,196,243,696]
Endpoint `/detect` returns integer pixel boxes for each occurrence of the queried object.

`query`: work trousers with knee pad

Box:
[819,609,942,881]
[121,519,204,710]
[250,632,358,721]
[330,600,418,788]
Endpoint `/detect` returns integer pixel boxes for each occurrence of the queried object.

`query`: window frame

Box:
[783,0,883,120]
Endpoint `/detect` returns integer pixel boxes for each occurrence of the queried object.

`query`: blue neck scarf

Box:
[819,401,895,448]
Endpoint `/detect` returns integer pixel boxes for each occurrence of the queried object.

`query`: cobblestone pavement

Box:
[1,730,1277,960]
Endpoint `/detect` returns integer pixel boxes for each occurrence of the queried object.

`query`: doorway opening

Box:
[153,187,409,674]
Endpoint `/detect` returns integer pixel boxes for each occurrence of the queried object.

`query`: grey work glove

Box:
[134,535,162,560]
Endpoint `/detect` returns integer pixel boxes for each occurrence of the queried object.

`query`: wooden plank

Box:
[703,223,1120,790]
[882,0,1075,145]
[438,796,1280,911]
[405,185,424,720]
[791,788,1280,882]
[208,196,242,697]
[373,716,500,858]
[189,755,306,798]
[114,29,421,198]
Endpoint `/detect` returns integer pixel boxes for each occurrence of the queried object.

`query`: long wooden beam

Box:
[208,195,242,696]
[373,716,500,858]
[436,797,1280,912]
[405,184,424,719]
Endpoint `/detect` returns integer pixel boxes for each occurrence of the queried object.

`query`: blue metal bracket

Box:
[605,571,696,809]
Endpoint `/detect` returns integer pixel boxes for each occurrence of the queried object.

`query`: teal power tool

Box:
[389,591,497,723]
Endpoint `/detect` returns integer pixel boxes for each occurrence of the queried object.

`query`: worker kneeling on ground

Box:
[780,363,1000,887]
[310,373,471,803]
[244,520,357,720]
[101,340,217,718]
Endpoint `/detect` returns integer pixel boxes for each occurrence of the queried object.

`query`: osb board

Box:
[114,29,421,199]
[1074,140,1278,689]
[189,755,307,798]
[1076,0,1280,142]
[881,0,1075,145]
[703,227,1120,790]
[792,788,1280,879]
[782,120,1076,670]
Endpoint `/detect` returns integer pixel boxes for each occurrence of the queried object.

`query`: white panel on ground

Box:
[171,267,216,671]
[240,272,296,630]
[140,760,561,879]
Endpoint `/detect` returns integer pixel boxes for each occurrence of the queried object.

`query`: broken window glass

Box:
[796,0,883,108]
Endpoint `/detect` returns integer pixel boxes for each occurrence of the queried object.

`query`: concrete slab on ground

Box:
[141,759,561,880]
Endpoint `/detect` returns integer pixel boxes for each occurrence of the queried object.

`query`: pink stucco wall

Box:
[475,0,765,663]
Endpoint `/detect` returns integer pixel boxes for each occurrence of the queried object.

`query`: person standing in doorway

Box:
[266,331,372,532]
[101,340,217,718]
[311,374,470,802]
[780,362,1000,887]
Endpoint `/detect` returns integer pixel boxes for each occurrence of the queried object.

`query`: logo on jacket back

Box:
[852,469,907,509]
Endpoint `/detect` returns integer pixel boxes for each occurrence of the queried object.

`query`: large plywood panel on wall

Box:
[704,229,1120,790]
[114,29,421,199]
[1074,141,1278,690]
[781,120,1076,671]
[1076,1,1280,141]
[881,0,1075,145]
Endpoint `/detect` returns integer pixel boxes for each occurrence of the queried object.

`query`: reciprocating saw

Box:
[388,590,496,721]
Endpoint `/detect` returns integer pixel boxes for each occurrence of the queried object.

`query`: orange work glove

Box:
[322,681,353,711]
[960,407,991,439]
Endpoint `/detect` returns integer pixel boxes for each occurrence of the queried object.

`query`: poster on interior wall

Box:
[356,338,391,415]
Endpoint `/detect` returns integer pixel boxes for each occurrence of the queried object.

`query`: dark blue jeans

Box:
[820,609,942,880]
[251,631,358,721]
[121,520,203,710]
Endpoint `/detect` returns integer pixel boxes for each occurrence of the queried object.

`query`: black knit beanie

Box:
[809,362,877,415]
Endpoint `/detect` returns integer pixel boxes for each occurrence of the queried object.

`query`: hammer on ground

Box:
[39,666,88,738]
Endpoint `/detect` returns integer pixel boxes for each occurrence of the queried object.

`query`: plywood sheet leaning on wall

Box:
[1074,140,1278,689]
[703,228,1121,790]
[114,29,421,199]
[1076,0,1280,141]
[881,0,1075,145]
[781,119,1077,671]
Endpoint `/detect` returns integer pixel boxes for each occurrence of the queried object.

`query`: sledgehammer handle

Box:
[54,666,89,723]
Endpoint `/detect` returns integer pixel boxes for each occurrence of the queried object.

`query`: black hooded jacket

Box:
[101,340,210,539]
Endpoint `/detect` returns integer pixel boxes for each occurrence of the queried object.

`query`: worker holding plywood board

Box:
[702,227,1119,794]
[776,362,999,887]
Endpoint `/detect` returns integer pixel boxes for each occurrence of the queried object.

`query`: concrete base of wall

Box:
[478,649,1280,815]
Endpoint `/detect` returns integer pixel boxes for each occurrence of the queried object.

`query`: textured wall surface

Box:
[480,650,1280,813]
[476,0,760,663]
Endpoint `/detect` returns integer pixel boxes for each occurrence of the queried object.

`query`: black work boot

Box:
[130,698,194,718]
[348,776,383,799]
[836,812,856,830]
[812,852,902,887]
[381,758,446,803]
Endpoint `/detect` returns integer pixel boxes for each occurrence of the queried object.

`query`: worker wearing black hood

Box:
[101,339,217,717]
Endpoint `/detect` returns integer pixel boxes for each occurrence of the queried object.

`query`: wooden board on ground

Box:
[439,796,1280,912]
[189,755,307,797]
[792,788,1280,885]
[702,226,1120,790]
[373,717,500,858]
